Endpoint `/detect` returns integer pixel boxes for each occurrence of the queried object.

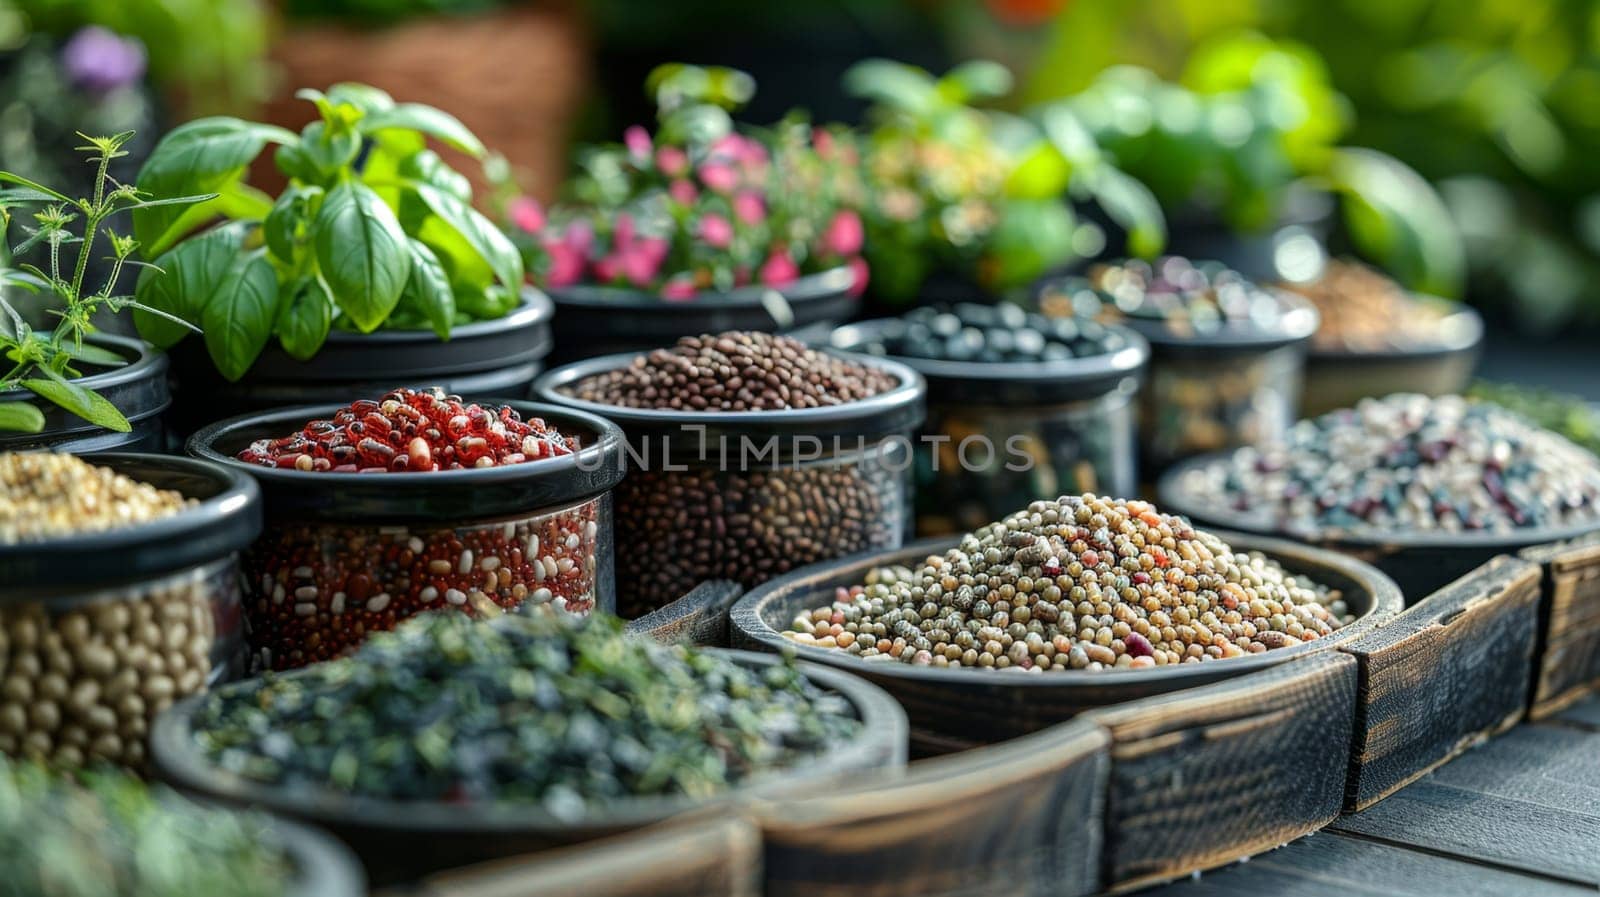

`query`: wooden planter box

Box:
[626,580,744,647]
[1521,535,1600,718]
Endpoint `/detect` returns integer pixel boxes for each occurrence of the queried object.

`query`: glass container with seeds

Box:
[830,305,1149,537]
[536,332,926,618]
[186,390,627,671]
[0,452,262,770]
[1038,257,1319,472]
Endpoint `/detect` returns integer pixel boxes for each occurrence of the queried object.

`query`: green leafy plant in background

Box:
[132,83,523,381]
[0,132,210,433]
[281,0,504,27]
[846,58,1165,302]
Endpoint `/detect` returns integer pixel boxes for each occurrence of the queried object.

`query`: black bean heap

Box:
[790,494,1350,671]
[192,611,861,813]
[567,331,898,411]
[853,303,1125,363]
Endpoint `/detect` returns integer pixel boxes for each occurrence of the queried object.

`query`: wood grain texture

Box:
[393,814,760,897]
[1139,830,1594,897]
[1086,652,1359,893]
[625,580,744,646]
[1331,724,1600,886]
[1550,694,1600,731]
[1339,555,1541,812]
[1522,536,1600,718]
[755,718,1108,897]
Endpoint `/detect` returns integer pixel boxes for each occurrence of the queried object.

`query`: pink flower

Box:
[760,250,799,287]
[542,238,585,287]
[509,197,545,234]
[814,129,835,159]
[620,246,662,286]
[668,179,698,206]
[636,236,670,266]
[698,214,734,249]
[657,146,689,177]
[733,191,765,225]
[614,213,636,248]
[624,125,652,163]
[592,252,625,283]
[661,273,698,301]
[564,219,594,254]
[822,210,864,256]
[699,162,738,194]
[846,255,870,297]
[710,134,745,161]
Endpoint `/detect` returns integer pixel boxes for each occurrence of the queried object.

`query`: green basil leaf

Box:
[410,182,522,290]
[299,121,363,176]
[274,141,321,184]
[328,83,395,114]
[263,184,324,263]
[397,150,471,203]
[402,238,454,340]
[360,104,485,158]
[133,117,296,256]
[0,401,45,433]
[314,180,410,333]
[201,250,280,381]
[133,221,251,348]
[21,369,130,432]
[277,276,334,361]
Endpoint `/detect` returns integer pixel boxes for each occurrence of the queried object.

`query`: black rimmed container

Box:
[535,351,926,618]
[149,649,907,886]
[828,319,1150,537]
[165,288,554,436]
[263,813,367,897]
[0,453,261,769]
[1158,452,1600,601]
[186,400,627,671]
[546,266,859,365]
[0,333,170,453]
[1300,297,1484,417]
[730,533,1402,755]
[1038,280,1320,474]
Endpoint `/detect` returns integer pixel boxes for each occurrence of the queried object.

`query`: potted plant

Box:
[508,64,868,363]
[0,132,211,451]
[131,82,552,429]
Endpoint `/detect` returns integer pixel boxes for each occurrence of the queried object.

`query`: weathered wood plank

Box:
[394,814,761,897]
[624,580,744,646]
[1139,831,1594,897]
[1521,536,1600,718]
[1087,652,1358,893]
[1332,725,1600,886]
[1339,556,1541,812]
[755,718,1108,897]
[1549,694,1600,731]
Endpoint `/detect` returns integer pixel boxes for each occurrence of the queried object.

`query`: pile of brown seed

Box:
[788,494,1350,671]
[0,453,190,543]
[566,332,899,411]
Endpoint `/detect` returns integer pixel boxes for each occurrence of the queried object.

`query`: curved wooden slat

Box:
[625,580,745,646]
[1521,535,1600,718]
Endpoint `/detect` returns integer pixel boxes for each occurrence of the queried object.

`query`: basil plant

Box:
[132,83,523,380]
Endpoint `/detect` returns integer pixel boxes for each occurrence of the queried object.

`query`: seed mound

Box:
[193,611,861,812]
[1280,260,1447,352]
[0,452,190,543]
[1042,256,1294,338]
[1178,393,1600,534]
[0,756,293,897]
[237,387,576,472]
[789,494,1349,671]
[853,303,1125,364]
[566,331,898,411]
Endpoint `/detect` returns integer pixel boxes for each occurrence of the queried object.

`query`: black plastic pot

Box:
[149,650,907,886]
[1301,297,1484,417]
[0,333,170,453]
[1158,453,1600,602]
[828,318,1149,537]
[535,350,926,617]
[165,288,553,436]
[730,533,1402,755]
[0,452,261,767]
[187,400,628,670]
[546,266,859,364]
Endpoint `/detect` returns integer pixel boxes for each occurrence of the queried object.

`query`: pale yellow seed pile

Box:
[0,453,191,543]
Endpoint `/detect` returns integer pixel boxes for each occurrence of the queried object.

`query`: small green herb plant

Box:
[132,83,523,381]
[0,132,211,434]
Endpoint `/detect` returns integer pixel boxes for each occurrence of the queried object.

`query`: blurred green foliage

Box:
[282,0,505,27]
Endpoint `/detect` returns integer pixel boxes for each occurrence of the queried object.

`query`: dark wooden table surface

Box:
[1144,694,1600,896]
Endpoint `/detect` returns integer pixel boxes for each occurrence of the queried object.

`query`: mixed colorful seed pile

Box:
[0,756,292,897]
[789,494,1348,670]
[1043,257,1298,338]
[849,303,1126,364]
[237,387,576,472]
[1177,394,1600,534]
[1280,260,1447,352]
[193,611,860,812]
[565,331,898,411]
[0,453,190,543]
